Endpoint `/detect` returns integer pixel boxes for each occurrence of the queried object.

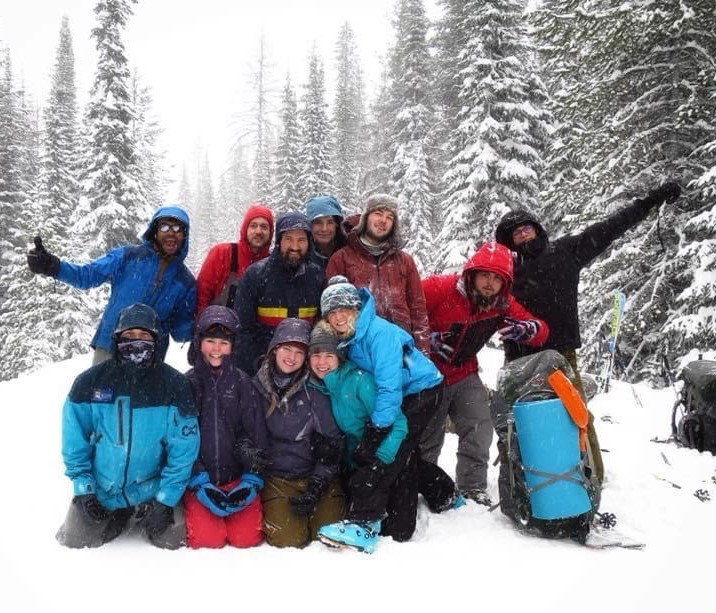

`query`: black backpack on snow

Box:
[672,359,716,455]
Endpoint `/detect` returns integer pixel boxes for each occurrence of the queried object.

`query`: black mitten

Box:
[310,431,344,466]
[138,500,175,537]
[353,423,391,466]
[74,494,108,523]
[234,438,271,476]
[27,236,60,277]
[289,475,329,514]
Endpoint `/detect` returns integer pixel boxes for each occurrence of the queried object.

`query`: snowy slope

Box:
[1,344,714,613]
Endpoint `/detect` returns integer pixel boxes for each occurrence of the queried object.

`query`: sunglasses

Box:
[157,222,185,233]
[511,223,535,238]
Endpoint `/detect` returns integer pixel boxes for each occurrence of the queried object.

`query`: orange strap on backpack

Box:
[547,370,589,452]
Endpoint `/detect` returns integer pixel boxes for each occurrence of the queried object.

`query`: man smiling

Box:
[27,205,196,364]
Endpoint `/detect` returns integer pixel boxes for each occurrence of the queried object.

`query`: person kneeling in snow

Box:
[183,306,269,549]
[308,322,408,554]
[56,303,199,549]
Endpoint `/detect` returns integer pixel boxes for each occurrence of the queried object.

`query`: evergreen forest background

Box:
[1,0,714,382]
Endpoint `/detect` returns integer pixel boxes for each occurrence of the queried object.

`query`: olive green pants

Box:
[261,476,345,548]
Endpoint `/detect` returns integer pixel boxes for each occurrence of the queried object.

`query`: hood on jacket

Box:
[461,241,514,299]
[190,305,240,367]
[271,212,312,257]
[305,195,344,222]
[267,317,311,354]
[142,205,191,261]
[495,207,548,251]
[111,303,167,364]
[239,203,275,252]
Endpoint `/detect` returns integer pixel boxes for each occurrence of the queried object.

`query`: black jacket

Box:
[495,197,658,359]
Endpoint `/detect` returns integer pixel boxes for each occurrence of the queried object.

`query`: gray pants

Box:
[56,498,186,550]
[419,373,493,491]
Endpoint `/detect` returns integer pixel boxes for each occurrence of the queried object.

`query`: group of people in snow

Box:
[28,181,681,552]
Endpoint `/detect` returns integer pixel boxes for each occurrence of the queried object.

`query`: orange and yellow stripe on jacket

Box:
[257,306,318,327]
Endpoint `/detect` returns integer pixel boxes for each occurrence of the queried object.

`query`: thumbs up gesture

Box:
[27,236,60,277]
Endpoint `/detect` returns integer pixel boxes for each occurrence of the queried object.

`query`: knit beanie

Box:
[305,195,344,222]
[321,275,362,317]
[354,193,400,238]
[309,321,345,359]
[275,211,312,240]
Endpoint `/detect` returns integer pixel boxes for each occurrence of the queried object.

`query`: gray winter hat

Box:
[321,275,362,317]
[354,193,400,238]
[309,321,345,359]
[267,318,311,353]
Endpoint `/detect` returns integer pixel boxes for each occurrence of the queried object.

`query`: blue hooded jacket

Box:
[339,288,443,428]
[55,206,196,352]
[61,304,199,510]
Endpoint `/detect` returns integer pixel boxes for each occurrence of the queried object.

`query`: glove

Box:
[234,438,271,476]
[74,494,109,523]
[498,318,539,343]
[224,473,264,513]
[289,475,328,515]
[138,500,175,537]
[188,471,231,517]
[353,423,391,466]
[429,331,454,362]
[641,181,681,208]
[27,236,60,277]
[310,431,343,466]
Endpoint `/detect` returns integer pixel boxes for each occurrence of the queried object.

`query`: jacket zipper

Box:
[117,399,124,445]
[120,384,135,507]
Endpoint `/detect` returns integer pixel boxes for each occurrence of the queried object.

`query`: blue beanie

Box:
[321,275,362,316]
[275,211,311,239]
[305,196,343,222]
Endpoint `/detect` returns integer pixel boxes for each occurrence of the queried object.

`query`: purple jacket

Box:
[241,368,342,482]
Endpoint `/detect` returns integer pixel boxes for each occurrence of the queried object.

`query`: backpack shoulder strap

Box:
[230,242,238,273]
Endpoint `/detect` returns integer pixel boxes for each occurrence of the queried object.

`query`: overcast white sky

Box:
[0,0,439,196]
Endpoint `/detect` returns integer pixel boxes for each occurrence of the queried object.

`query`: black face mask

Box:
[117,339,155,366]
[515,233,547,259]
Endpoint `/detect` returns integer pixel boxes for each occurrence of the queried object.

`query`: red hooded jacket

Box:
[422,242,549,385]
[195,204,275,314]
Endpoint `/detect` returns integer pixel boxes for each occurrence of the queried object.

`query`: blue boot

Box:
[317,520,381,554]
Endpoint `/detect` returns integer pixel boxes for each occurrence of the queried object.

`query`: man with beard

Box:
[419,242,548,505]
[325,194,430,354]
[495,181,681,482]
[233,212,322,375]
[27,206,196,364]
[195,204,274,312]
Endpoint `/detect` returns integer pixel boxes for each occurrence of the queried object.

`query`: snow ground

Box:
[1,344,714,613]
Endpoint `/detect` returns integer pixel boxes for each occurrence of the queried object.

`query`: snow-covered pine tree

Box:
[272,75,303,214]
[189,152,216,270]
[32,16,94,363]
[299,49,334,200]
[362,67,393,198]
[435,0,551,272]
[79,0,145,258]
[333,22,366,214]
[535,0,716,378]
[386,0,441,273]
[224,144,253,218]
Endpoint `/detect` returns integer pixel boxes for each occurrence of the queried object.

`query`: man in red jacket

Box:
[419,242,549,505]
[195,204,275,313]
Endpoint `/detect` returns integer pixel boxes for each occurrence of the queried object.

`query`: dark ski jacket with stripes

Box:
[234,250,323,375]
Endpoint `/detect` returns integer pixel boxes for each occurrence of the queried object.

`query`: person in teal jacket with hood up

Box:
[56,303,199,550]
[27,205,196,364]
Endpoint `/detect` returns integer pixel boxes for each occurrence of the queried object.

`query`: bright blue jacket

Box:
[55,206,196,352]
[321,361,408,465]
[339,288,443,428]
[61,357,199,510]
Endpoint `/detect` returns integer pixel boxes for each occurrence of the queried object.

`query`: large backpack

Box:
[491,350,601,542]
[672,359,716,455]
[212,243,241,309]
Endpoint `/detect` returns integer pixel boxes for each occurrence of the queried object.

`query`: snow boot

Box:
[317,520,381,554]
[462,488,493,506]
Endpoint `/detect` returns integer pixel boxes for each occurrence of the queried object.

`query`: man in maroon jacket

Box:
[325,194,430,354]
[420,242,549,505]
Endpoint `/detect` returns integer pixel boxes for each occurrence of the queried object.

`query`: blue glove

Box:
[224,473,264,514]
[429,331,454,362]
[498,318,539,343]
[188,471,231,517]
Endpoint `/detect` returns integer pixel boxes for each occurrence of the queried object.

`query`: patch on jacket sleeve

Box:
[91,387,113,402]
